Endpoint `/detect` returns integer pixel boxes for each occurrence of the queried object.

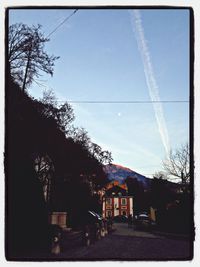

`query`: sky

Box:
[8,8,190,177]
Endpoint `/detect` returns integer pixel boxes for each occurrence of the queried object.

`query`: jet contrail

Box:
[130,9,170,157]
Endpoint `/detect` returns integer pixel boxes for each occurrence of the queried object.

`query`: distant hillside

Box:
[103,163,151,189]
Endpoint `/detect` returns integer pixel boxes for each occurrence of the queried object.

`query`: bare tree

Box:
[34,154,55,203]
[8,23,59,92]
[162,143,190,184]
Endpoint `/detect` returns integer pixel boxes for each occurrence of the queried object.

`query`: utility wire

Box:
[55,100,189,104]
[46,9,78,38]
[44,11,188,106]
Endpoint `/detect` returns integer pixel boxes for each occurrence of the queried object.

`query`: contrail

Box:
[129,10,170,157]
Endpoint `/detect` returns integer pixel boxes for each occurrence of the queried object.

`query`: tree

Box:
[125,176,146,213]
[162,143,190,184]
[34,153,55,203]
[8,23,59,91]
[69,127,113,165]
[98,150,113,165]
[40,89,75,134]
[71,127,91,148]
[153,171,168,180]
[90,143,113,165]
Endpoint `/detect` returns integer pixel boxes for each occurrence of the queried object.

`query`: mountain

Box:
[103,163,151,189]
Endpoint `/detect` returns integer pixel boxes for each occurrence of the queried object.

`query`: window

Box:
[106,210,112,217]
[121,198,127,205]
[106,198,112,205]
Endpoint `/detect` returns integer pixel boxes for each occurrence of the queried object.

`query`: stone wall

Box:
[49,212,67,228]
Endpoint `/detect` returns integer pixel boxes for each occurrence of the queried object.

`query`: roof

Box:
[103,195,132,198]
[105,185,128,196]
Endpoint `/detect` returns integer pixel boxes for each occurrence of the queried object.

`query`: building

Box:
[102,180,133,218]
[102,195,133,218]
[105,180,128,191]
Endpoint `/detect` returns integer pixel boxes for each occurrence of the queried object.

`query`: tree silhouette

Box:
[153,171,168,180]
[125,176,145,213]
[34,153,55,203]
[6,75,113,255]
[163,143,190,184]
[8,23,59,92]
[39,89,75,134]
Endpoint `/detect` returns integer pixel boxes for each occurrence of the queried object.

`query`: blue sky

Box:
[8,8,190,177]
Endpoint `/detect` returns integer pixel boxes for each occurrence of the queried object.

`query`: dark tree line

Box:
[6,23,112,257]
[125,177,148,214]
[150,177,191,234]
[125,174,191,234]
[6,76,112,257]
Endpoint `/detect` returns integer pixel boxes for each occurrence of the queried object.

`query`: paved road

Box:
[53,223,192,261]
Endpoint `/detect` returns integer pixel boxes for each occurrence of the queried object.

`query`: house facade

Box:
[102,180,133,218]
[102,195,133,218]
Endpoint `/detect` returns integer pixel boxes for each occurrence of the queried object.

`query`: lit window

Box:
[106,198,112,205]
[121,198,127,205]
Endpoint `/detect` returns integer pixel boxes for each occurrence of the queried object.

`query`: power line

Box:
[55,100,189,104]
[46,9,78,38]
[43,12,188,106]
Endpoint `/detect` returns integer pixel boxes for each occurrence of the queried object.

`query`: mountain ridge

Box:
[103,163,151,189]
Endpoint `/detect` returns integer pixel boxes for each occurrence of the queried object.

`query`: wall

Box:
[49,212,67,229]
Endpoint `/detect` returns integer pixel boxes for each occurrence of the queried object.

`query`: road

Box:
[54,223,192,261]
